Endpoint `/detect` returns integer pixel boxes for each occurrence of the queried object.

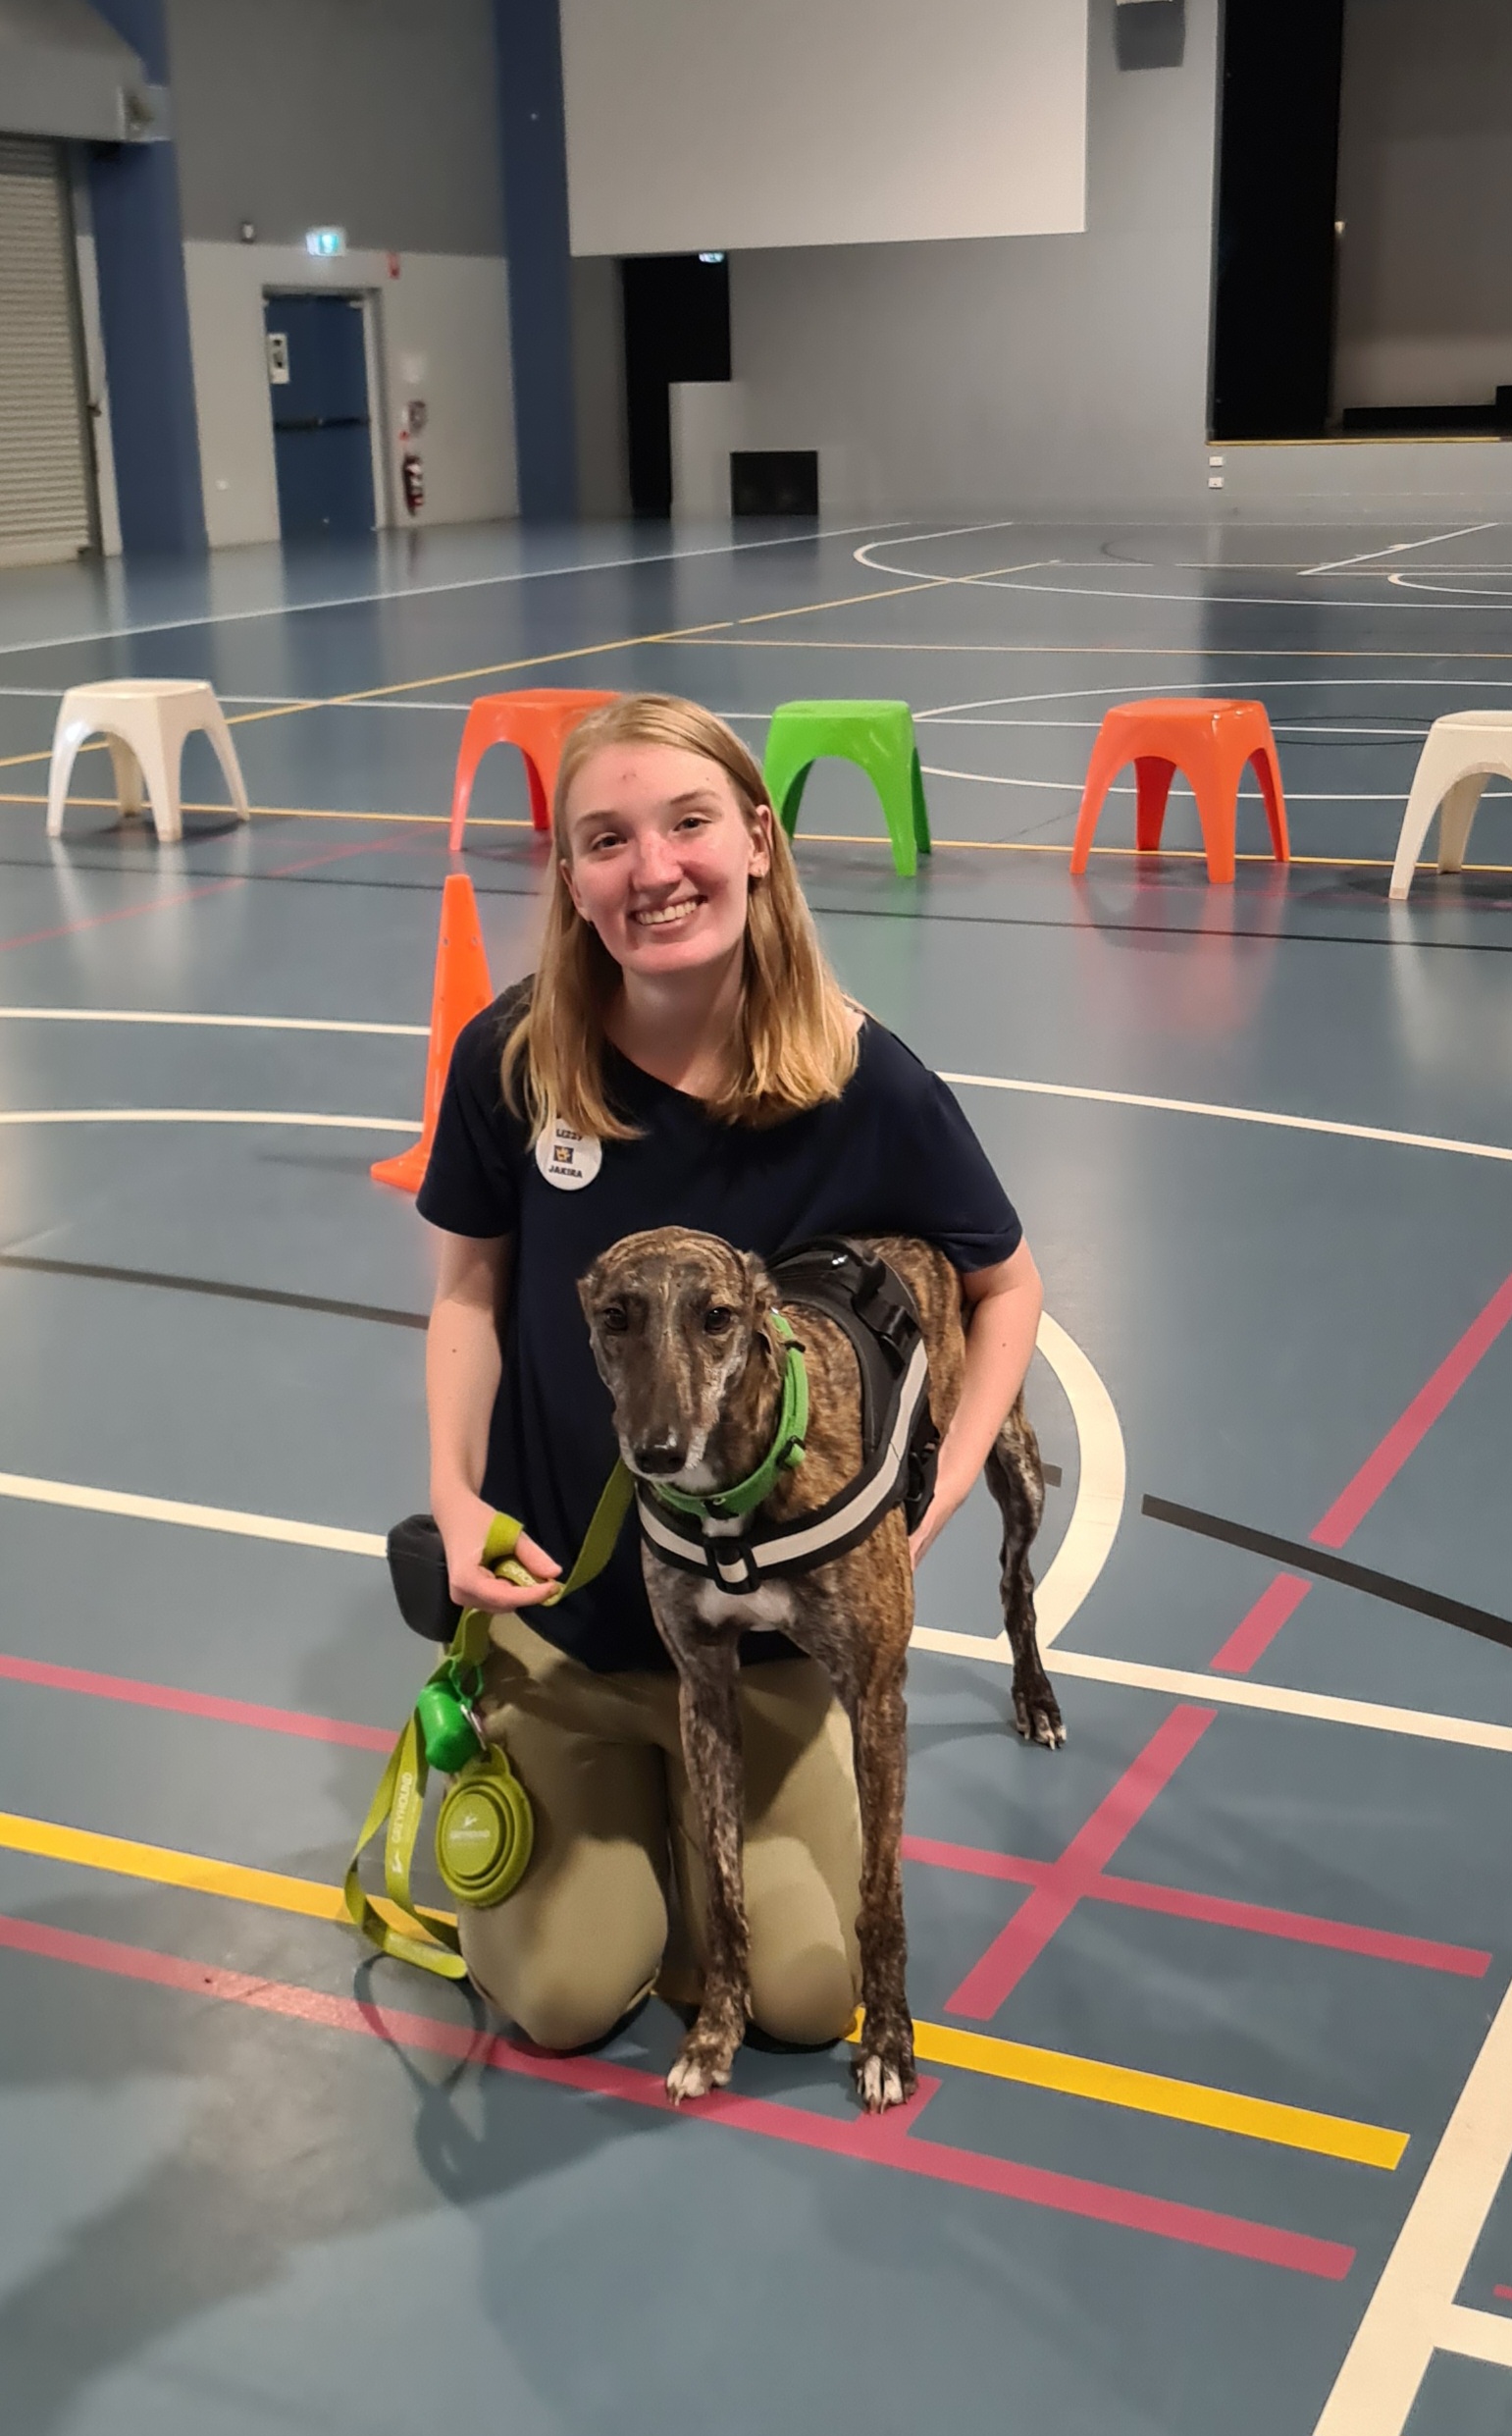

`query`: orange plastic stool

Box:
[448,688,618,849]
[1069,699,1289,884]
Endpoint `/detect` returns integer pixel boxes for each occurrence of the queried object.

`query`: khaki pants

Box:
[463,1611,862,2053]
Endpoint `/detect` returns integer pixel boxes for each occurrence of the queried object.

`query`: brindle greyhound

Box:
[578,1225,1062,2113]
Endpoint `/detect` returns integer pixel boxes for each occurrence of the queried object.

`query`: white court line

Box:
[1389,573,1512,600]
[2,1067,1507,1171]
[1300,522,1497,578]
[3,1469,1509,1754]
[1311,1969,1512,2432]
[912,1634,1512,1755]
[0,1108,413,1132]
[848,549,1512,615]
[921,764,1434,804]
[0,519,903,662]
[1026,1311,1124,1651]
[917,678,1512,722]
[0,1007,427,1036]
[942,1072,1512,1169]
[919,718,1425,739]
[0,1470,384,1558]
[853,520,1020,577]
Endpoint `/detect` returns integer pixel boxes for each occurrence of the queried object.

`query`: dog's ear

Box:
[577,1256,604,1322]
[739,1249,780,1354]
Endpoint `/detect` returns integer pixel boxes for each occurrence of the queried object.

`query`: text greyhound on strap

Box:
[636,1238,940,1594]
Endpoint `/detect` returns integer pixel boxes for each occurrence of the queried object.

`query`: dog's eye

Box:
[600,1303,629,1335]
[703,1305,735,1336]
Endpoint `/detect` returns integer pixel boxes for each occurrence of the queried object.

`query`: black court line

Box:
[1142,1493,1512,1655]
[3,853,1510,954]
[0,1252,427,1331]
[0,1247,1065,1485]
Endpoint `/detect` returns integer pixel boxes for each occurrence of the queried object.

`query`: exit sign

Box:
[304,227,346,258]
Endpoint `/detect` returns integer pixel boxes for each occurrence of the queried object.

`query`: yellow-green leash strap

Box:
[345,1461,635,1980]
[486,1459,636,1605]
[342,1712,467,1977]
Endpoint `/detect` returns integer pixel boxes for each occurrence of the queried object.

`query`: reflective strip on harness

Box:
[637,1334,932,1590]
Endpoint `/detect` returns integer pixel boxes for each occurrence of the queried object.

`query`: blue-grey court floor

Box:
[0,514,1510,2436]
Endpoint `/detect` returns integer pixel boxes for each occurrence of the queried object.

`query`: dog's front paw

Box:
[853,2017,916,2114]
[1013,1669,1066,1750]
[665,2005,743,2105]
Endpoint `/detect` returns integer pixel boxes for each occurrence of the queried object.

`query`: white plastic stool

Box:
[46,679,249,846]
[1389,711,1512,901]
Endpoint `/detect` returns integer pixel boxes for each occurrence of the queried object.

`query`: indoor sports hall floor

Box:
[1,513,1510,2436]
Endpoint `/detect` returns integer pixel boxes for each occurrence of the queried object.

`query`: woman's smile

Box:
[631,892,705,930]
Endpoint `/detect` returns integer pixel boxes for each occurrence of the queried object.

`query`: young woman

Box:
[419,693,1041,2052]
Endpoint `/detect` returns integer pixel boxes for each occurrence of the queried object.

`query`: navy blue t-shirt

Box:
[417,988,1022,1671]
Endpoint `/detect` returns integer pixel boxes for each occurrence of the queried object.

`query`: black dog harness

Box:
[635,1238,940,1596]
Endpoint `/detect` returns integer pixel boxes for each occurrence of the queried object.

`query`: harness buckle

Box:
[705,1537,763,1594]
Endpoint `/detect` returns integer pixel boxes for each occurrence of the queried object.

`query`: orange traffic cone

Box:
[372,874,495,1193]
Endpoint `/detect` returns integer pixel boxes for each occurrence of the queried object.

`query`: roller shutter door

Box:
[0,136,94,565]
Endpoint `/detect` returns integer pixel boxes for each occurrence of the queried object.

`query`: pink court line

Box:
[1495,2285,1512,2303]
[0,1651,392,1751]
[0,1649,1482,1980]
[902,1833,1489,1980]
[1212,1264,1512,1674]
[1312,1268,1512,1549]
[0,1910,1354,2280]
[0,822,427,953]
[945,1706,1217,2018]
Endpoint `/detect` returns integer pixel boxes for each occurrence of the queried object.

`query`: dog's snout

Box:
[633,1438,687,1477]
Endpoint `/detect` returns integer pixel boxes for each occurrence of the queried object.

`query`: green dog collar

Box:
[650,1312,808,1527]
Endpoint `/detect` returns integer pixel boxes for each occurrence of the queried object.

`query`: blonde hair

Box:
[501,692,859,1140]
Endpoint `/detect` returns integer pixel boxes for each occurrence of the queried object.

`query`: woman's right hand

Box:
[435,1488,563,1614]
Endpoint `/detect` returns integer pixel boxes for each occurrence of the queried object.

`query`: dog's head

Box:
[578,1226,774,1485]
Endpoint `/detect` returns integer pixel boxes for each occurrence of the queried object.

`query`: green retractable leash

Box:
[344,1463,635,1979]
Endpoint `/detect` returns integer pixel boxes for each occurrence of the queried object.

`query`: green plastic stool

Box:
[763,701,932,876]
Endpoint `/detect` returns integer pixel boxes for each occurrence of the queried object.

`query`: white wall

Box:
[167,0,502,256]
[183,242,516,551]
[724,0,1512,523]
[561,0,1087,256]
[1334,0,1512,412]
[728,0,1211,518]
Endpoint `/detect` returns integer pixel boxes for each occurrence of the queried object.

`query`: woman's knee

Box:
[460,1909,661,2052]
[748,1935,860,2048]
[504,1964,654,2053]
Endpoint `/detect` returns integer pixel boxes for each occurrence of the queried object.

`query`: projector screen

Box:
[560,0,1088,257]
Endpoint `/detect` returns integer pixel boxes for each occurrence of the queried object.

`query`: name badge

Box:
[535,1118,602,1192]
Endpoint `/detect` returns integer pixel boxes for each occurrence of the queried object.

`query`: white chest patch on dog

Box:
[693,1581,796,1631]
[535,1119,601,1191]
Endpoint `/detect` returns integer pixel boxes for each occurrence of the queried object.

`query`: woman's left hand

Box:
[908,1478,965,1569]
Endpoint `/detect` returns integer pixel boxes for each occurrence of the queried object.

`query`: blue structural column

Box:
[493,0,579,521]
[87,0,206,554]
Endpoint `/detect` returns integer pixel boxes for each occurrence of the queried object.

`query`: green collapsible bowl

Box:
[435,1751,534,1908]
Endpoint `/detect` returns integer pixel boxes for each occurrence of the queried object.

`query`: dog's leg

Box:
[665,1634,752,2104]
[849,1659,916,2112]
[985,1403,1065,1749]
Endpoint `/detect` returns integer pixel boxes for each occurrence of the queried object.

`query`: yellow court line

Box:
[0,1809,446,1944]
[19,564,1512,773]
[847,2015,1405,2170]
[0,615,736,772]
[4,790,1499,874]
[0,1805,1406,2167]
[0,561,1002,773]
